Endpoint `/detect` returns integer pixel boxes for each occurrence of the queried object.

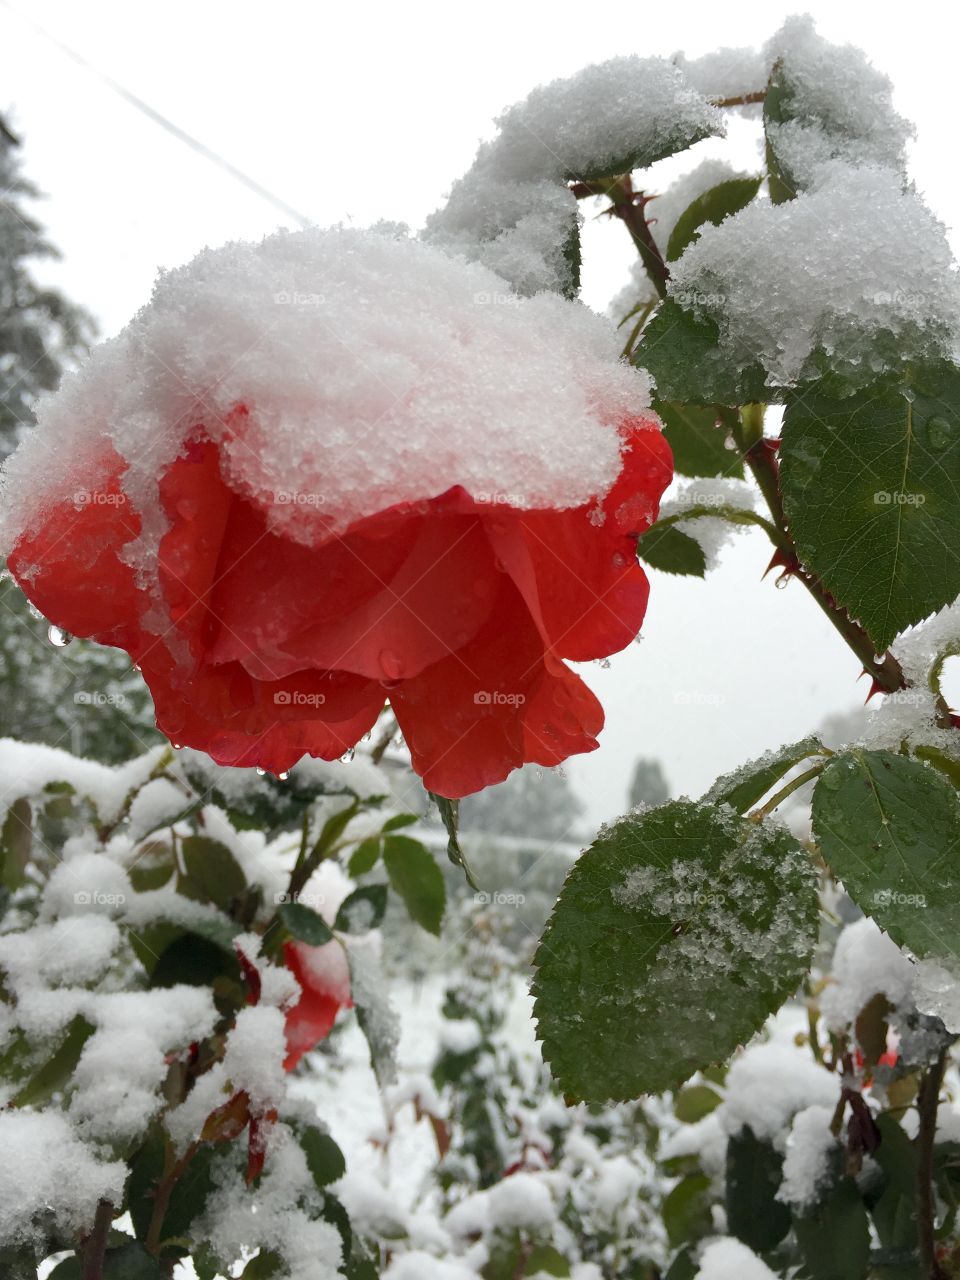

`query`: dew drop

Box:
[255,767,267,777]
[340,747,356,763]
[378,649,404,681]
[278,771,289,781]
[48,625,73,647]
[774,573,790,590]
[927,416,955,450]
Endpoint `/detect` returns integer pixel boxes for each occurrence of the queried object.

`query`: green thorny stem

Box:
[917,1047,949,1280]
[571,174,670,301]
[586,173,916,698]
[732,404,908,696]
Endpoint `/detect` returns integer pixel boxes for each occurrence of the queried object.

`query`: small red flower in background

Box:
[8,415,671,796]
[282,939,352,1071]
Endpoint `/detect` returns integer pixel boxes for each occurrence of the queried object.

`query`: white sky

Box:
[2,0,958,825]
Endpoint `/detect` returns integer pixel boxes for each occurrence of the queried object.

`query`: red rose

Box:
[3,229,672,796]
[282,938,352,1072]
[7,418,669,795]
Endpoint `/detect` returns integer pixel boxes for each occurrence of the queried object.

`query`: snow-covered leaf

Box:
[533,801,818,1101]
[705,737,824,813]
[634,300,775,405]
[725,1126,791,1251]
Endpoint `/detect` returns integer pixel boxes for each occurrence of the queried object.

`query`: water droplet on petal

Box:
[278,771,289,781]
[48,625,73,647]
[378,649,404,681]
[255,767,267,777]
[340,747,356,763]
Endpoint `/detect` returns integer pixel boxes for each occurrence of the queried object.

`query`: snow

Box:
[0,1111,126,1248]
[819,918,915,1033]
[347,938,401,1086]
[672,47,769,107]
[777,1104,838,1208]
[425,56,721,295]
[383,1253,478,1280]
[0,737,167,824]
[721,1042,838,1148]
[126,776,189,839]
[222,1005,288,1109]
[487,1171,556,1231]
[695,1237,778,1280]
[667,163,960,388]
[196,1125,343,1280]
[763,16,912,191]
[2,227,658,590]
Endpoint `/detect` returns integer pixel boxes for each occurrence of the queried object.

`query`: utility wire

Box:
[1,0,313,227]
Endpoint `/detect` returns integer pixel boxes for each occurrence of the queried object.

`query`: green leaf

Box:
[313,801,360,857]
[636,525,706,577]
[1,797,31,890]
[297,1125,347,1188]
[533,800,819,1101]
[241,1252,284,1279]
[793,1179,870,1280]
[347,838,381,877]
[634,300,776,406]
[128,1129,218,1247]
[780,366,960,651]
[11,1015,95,1108]
[179,836,247,915]
[725,1126,791,1252]
[812,750,960,962]
[334,884,388,933]
[382,813,418,832]
[51,1243,167,1280]
[429,792,479,890]
[382,835,446,935]
[666,176,763,261]
[663,1173,712,1248]
[524,1245,570,1277]
[704,736,825,814]
[149,932,241,990]
[674,1083,723,1123]
[100,1244,167,1280]
[278,901,333,945]
[655,402,743,479]
[763,64,799,204]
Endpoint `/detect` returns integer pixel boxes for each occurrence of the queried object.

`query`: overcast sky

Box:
[2,0,958,826]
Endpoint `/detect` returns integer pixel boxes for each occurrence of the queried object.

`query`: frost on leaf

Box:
[532,800,818,1102]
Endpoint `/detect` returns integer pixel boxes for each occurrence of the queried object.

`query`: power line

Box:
[1,0,313,228]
